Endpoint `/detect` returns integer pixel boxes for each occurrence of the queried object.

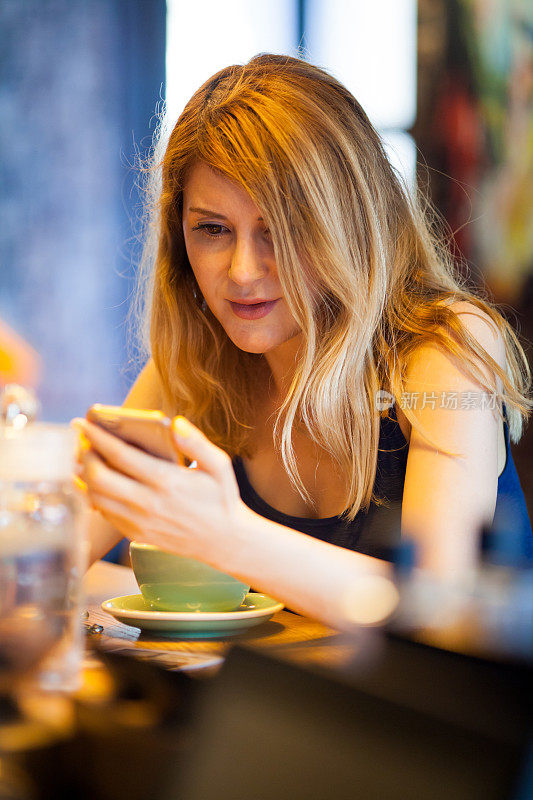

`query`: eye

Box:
[191,223,228,238]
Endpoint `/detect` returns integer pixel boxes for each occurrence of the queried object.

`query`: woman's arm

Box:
[400,303,506,578]
[210,504,393,627]
[83,358,165,565]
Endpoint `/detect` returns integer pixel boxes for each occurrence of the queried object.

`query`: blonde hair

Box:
[134,53,531,522]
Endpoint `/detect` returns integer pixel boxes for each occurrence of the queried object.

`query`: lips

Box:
[229,299,279,320]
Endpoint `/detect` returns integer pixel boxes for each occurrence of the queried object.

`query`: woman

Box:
[76,54,532,628]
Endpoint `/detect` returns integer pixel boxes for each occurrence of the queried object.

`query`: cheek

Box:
[190,263,215,296]
[183,230,206,269]
[182,240,206,285]
[187,250,227,294]
[278,301,301,333]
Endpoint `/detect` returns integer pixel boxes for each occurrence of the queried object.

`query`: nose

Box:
[227,235,268,287]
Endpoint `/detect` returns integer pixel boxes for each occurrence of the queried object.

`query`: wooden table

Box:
[83,561,360,677]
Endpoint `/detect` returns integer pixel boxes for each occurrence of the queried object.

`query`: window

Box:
[166,0,417,185]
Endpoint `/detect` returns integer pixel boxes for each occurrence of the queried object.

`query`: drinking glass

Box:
[0,423,87,696]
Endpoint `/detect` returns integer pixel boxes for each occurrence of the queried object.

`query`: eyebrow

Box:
[188,206,263,222]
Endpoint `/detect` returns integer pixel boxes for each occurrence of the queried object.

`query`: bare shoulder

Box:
[437,299,506,369]
[123,358,165,411]
[404,298,507,379]
[395,299,507,443]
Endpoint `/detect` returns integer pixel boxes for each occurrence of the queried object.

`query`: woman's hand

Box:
[72,416,244,561]
[71,418,394,630]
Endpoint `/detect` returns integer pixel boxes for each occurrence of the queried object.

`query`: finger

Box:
[87,492,140,535]
[172,416,233,480]
[90,493,186,547]
[71,419,92,464]
[172,417,240,504]
[81,448,155,514]
[76,418,174,489]
[71,474,88,494]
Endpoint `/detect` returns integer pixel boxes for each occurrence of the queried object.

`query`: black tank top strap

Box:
[373,404,409,503]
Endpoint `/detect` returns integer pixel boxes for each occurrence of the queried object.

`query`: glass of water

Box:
[0,423,87,696]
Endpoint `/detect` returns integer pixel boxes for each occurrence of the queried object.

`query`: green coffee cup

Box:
[129,542,250,613]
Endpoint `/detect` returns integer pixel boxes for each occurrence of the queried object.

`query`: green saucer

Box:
[101,592,284,638]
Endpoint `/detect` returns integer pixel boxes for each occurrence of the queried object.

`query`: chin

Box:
[228,336,279,355]
[231,330,301,355]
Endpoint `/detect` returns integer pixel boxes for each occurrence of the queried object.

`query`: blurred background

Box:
[1,0,532,512]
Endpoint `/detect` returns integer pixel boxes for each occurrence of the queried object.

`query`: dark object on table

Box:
[174,641,532,800]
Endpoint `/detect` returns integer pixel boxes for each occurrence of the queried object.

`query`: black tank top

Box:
[232,408,408,562]
[232,405,533,563]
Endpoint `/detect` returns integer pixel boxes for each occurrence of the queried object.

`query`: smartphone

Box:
[86,404,185,464]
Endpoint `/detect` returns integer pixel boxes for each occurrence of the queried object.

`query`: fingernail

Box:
[70,418,86,431]
[71,475,87,493]
[173,416,191,438]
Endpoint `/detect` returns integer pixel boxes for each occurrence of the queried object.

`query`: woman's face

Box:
[182,161,301,356]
